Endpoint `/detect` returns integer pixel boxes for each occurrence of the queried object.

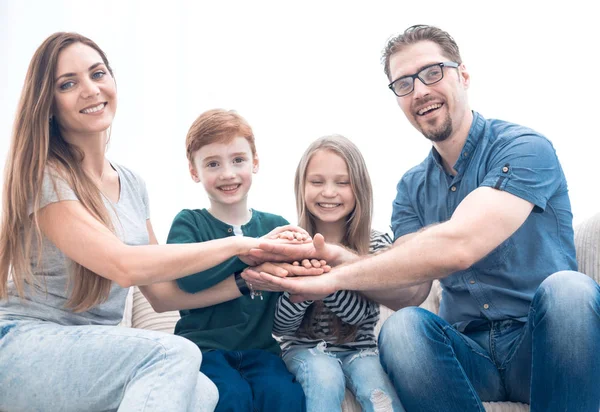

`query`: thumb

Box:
[313,233,325,255]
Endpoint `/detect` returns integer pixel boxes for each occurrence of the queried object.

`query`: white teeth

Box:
[318,203,340,208]
[219,185,239,191]
[81,103,105,114]
[418,103,442,115]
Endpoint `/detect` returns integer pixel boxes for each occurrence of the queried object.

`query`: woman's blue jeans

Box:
[378,271,600,412]
[0,318,218,412]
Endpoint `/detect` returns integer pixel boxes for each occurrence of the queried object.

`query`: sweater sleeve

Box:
[322,290,376,325]
[273,292,313,336]
[167,210,247,293]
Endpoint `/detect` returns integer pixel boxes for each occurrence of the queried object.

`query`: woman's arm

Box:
[38,200,258,288]
[138,220,242,312]
[140,221,325,312]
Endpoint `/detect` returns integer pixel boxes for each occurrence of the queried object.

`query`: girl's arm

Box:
[37,200,259,288]
[322,290,377,325]
[273,292,313,336]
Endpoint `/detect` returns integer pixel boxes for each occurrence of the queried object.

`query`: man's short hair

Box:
[382,25,462,80]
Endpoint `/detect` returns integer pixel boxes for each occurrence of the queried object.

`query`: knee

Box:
[534,271,599,316]
[379,307,432,348]
[158,334,203,371]
[291,350,345,392]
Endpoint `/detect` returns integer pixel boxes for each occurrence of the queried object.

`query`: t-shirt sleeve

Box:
[136,173,151,220]
[29,169,78,215]
[479,134,563,212]
[391,178,423,241]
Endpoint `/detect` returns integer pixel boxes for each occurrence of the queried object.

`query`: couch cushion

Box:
[131,286,180,333]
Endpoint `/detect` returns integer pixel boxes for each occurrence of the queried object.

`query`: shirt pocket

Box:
[472,237,515,271]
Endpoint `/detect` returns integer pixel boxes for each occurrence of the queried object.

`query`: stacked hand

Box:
[240,231,342,302]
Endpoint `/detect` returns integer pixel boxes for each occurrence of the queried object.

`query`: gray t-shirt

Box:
[0,163,150,325]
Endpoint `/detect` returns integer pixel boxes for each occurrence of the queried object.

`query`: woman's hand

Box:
[241,260,330,292]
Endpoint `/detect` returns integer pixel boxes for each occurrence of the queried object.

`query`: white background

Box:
[1,0,598,242]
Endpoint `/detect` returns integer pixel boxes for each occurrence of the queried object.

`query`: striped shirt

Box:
[273,230,392,354]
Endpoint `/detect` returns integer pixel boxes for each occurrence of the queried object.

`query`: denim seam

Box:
[446,336,487,412]
[498,322,528,370]
[442,325,493,363]
[139,339,170,411]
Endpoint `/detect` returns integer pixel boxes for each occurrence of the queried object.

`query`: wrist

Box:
[329,244,357,266]
[234,271,250,295]
[234,236,259,255]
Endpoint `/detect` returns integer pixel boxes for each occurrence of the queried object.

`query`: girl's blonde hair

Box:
[0,32,116,312]
[294,134,374,342]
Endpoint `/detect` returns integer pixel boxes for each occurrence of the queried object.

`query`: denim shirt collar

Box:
[429,111,485,176]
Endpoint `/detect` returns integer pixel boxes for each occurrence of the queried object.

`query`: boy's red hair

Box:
[186,109,256,163]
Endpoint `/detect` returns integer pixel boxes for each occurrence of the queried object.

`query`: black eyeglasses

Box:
[388,61,459,97]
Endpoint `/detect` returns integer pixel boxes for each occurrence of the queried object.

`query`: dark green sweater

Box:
[167,208,288,354]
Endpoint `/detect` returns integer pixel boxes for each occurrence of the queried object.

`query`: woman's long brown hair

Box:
[0,32,117,312]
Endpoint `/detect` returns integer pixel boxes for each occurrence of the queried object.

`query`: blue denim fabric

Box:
[284,344,404,412]
[391,111,577,331]
[0,317,218,412]
[379,271,600,411]
[201,349,306,412]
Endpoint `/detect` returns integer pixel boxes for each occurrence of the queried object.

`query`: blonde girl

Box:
[272,135,405,412]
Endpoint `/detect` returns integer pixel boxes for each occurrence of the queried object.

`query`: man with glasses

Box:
[244,25,600,411]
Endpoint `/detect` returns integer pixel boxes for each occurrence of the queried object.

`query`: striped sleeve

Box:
[370,230,393,253]
[322,290,373,325]
[273,292,313,335]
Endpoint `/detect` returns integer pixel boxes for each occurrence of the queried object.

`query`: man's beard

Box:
[421,113,453,142]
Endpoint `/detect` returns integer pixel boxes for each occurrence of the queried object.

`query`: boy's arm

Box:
[273,292,313,335]
[167,210,247,293]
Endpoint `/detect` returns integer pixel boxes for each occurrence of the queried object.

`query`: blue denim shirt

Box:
[391,111,577,331]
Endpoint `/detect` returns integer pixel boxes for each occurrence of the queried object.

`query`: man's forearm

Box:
[362,281,432,311]
[331,224,467,293]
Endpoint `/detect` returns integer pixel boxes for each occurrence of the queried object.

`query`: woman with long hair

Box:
[0,32,297,412]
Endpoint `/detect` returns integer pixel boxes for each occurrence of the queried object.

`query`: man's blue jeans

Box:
[378,271,600,412]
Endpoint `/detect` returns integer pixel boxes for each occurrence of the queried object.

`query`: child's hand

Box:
[263,225,312,243]
[292,259,332,273]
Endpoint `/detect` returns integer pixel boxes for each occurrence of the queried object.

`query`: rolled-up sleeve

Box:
[480,135,563,212]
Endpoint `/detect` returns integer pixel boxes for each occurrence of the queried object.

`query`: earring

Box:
[48,115,53,123]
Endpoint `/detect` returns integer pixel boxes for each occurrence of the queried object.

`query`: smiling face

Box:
[53,42,117,141]
[304,149,356,228]
[190,136,258,208]
[389,40,470,143]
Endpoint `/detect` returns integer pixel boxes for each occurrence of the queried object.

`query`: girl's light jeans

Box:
[283,343,405,412]
[0,317,218,412]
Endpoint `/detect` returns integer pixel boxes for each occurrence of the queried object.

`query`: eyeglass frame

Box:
[388,61,460,97]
